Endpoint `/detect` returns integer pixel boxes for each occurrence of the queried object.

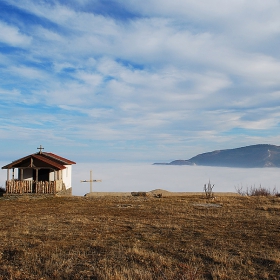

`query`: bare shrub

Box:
[204,180,214,198]
[235,185,278,196]
[272,187,280,197]
[251,186,271,196]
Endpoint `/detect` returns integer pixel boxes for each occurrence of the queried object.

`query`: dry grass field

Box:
[0,194,279,280]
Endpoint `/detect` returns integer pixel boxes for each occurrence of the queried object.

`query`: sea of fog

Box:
[0,162,279,196]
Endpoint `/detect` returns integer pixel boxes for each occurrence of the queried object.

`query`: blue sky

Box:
[1,0,280,163]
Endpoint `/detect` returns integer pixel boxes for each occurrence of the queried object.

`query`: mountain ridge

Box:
[154,144,280,168]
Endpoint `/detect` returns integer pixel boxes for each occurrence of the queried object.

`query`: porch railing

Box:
[5,180,64,194]
[6,180,33,194]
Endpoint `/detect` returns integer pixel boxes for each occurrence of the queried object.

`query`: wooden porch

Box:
[5,179,64,194]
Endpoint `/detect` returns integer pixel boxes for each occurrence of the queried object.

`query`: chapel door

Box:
[32,169,50,181]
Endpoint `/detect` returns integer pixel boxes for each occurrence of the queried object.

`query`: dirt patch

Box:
[193,203,223,208]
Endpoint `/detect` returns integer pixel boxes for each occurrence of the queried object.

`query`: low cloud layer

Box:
[73,163,280,196]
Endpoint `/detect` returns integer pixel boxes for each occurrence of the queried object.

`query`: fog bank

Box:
[72,163,280,196]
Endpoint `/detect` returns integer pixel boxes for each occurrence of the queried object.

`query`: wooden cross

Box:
[81,170,102,193]
[37,145,44,154]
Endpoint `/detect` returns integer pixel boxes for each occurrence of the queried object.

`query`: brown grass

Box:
[0,195,279,279]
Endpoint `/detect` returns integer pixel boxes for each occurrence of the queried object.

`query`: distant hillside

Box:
[154,144,280,168]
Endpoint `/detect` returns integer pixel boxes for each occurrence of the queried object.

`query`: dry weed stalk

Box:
[204,180,214,199]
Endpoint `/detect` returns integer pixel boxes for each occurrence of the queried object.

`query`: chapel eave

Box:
[1,152,74,170]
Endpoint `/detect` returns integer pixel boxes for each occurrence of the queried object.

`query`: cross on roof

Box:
[37,145,44,154]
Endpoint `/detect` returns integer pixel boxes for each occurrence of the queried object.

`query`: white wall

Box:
[62,165,72,189]
[49,170,53,181]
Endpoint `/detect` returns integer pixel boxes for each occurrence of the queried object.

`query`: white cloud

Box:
[0,88,21,99]
[0,20,31,47]
[53,62,75,73]
[1,0,280,162]
[75,71,103,87]
[8,65,46,80]
[34,26,64,42]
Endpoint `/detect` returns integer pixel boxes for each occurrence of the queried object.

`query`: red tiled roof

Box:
[43,152,76,165]
[33,154,66,170]
[2,152,75,170]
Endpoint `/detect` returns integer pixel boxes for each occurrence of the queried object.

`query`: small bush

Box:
[235,185,278,197]
[250,187,271,196]
[0,186,6,193]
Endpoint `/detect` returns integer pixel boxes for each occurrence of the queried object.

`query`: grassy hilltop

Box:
[0,195,279,279]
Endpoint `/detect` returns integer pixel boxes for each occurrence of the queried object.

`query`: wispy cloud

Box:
[0,20,31,46]
[0,0,280,162]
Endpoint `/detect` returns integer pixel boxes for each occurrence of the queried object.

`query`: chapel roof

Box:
[1,151,76,170]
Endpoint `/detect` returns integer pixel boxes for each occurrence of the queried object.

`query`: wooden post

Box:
[7,169,9,181]
[89,170,92,193]
[81,170,102,193]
